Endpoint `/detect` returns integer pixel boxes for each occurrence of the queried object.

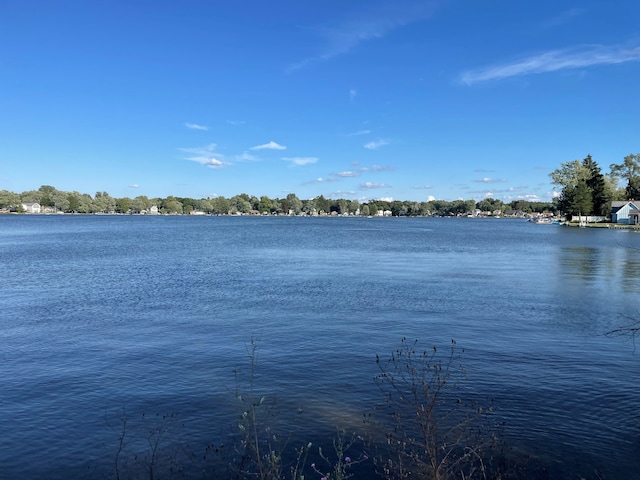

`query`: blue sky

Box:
[1,0,639,202]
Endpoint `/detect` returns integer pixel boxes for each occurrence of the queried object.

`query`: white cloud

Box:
[250,141,287,151]
[378,196,394,202]
[427,195,436,201]
[460,43,640,85]
[330,190,356,197]
[359,181,388,189]
[180,143,231,168]
[226,120,246,125]
[335,171,359,177]
[518,194,541,201]
[129,184,139,188]
[413,185,433,189]
[286,0,438,72]
[364,140,389,150]
[185,123,208,131]
[303,177,325,184]
[475,177,508,183]
[282,157,318,166]
[203,158,228,168]
[552,191,561,198]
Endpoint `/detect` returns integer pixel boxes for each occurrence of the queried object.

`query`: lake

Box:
[1,215,639,479]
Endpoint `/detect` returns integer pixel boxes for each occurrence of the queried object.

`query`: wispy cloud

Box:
[226,120,246,126]
[185,122,208,131]
[180,143,231,168]
[250,141,287,151]
[286,0,439,73]
[330,190,357,197]
[460,43,640,85]
[359,181,389,189]
[235,152,259,162]
[304,177,325,184]
[129,184,139,188]
[372,164,395,171]
[349,89,357,101]
[347,129,371,137]
[412,185,433,190]
[364,139,389,150]
[540,8,586,29]
[282,157,318,166]
[475,177,508,183]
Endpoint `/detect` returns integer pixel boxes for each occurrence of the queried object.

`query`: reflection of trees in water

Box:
[560,247,605,282]
[561,244,640,292]
[622,247,640,290]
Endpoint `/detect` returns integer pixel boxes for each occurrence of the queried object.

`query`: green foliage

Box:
[115,197,132,214]
[0,189,21,209]
[609,153,640,189]
[550,155,615,216]
[477,198,505,213]
[4,185,556,217]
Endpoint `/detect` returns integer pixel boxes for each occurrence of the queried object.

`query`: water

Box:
[1,215,639,479]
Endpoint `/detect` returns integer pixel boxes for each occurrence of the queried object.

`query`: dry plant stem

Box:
[375,337,497,480]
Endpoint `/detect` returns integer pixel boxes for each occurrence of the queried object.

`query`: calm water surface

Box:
[1,216,639,479]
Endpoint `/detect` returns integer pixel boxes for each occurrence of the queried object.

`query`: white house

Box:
[21,202,41,214]
[610,201,640,224]
[628,209,640,225]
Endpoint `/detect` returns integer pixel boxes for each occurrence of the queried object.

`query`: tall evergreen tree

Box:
[583,155,609,215]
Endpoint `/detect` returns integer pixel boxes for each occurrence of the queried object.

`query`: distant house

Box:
[503,210,525,218]
[610,201,640,224]
[21,202,41,214]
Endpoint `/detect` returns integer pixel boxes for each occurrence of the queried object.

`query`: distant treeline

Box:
[1,185,555,216]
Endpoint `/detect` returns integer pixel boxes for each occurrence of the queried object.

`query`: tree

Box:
[93,191,116,213]
[550,156,611,216]
[0,190,21,209]
[549,160,590,190]
[67,193,81,212]
[50,190,70,212]
[161,196,183,214]
[258,195,272,214]
[115,197,132,214]
[558,181,592,217]
[282,193,303,215]
[610,153,640,200]
[229,195,251,214]
[315,195,330,214]
[211,196,230,214]
[20,190,41,203]
[131,195,151,213]
[583,155,610,215]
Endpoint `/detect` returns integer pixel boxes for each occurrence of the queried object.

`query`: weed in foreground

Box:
[374,337,505,480]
